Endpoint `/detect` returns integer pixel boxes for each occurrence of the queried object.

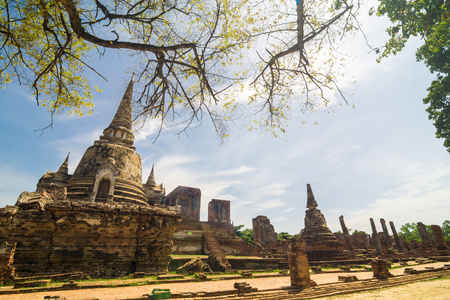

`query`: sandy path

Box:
[0,262,447,299]
[320,278,450,299]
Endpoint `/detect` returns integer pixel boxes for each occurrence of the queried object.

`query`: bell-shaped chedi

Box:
[0,77,182,279]
[301,184,344,261]
[66,77,148,205]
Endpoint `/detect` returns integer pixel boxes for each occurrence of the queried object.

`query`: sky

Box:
[0,2,449,236]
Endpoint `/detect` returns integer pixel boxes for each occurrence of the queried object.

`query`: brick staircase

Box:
[200,222,231,272]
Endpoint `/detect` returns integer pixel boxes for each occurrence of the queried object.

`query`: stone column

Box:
[379,233,390,255]
[339,215,353,253]
[288,238,314,288]
[402,239,411,251]
[417,222,432,247]
[431,225,448,250]
[370,218,382,255]
[389,221,404,251]
[380,219,393,247]
[429,231,437,247]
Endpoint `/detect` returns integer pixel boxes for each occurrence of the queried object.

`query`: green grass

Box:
[425,275,450,282]
[20,283,48,289]
[170,254,208,259]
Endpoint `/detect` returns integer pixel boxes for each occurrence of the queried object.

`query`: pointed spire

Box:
[306,183,318,209]
[108,74,134,131]
[57,152,70,174]
[145,164,156,187]
[100,75,135,146]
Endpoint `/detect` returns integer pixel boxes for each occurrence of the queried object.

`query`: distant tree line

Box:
[398,220,450,242]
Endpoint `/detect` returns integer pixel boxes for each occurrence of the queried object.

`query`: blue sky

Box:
[0,3,449,235]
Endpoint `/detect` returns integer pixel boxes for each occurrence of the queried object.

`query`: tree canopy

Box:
[398,222,424,242]
[0,0,360,137]
[442,220,450,242]
[277,232,294,241]
[372,0,450,152]
[397,221,450,242]
[233,224,254,245]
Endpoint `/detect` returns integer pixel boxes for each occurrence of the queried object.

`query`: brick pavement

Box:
[0,262,446,300]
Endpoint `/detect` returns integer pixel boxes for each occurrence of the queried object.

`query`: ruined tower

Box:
[301,184,344,261]
[66,77,148,205]
[208,199,231,224]
[253,216,278,246]
[164,186,201,220]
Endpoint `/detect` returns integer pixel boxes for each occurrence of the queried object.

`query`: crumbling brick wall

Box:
[0,242,16,284]
[0,200,181,278]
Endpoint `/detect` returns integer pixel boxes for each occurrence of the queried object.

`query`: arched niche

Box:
[90,163,118,202]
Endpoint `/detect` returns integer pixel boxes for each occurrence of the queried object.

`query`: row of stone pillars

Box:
[369,218,398,254]
[339,216,448,254]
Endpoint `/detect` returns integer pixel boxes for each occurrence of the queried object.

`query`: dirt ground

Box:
[321,277,450,300]
[0,262,447,299]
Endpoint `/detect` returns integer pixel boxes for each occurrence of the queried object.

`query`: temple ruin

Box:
[0,77,448,283]
[300,184,344,261]
[0,77,181,278]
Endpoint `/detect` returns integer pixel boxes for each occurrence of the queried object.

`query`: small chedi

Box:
[0,77,181,278]
[301,184,344,261]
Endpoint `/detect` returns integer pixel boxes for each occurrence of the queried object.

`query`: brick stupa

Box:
[301,184,344,261]
[0,77,180,278]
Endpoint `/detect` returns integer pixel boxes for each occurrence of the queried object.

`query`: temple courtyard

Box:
[0,261,448,299]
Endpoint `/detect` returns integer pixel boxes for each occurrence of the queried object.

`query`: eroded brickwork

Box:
[301,184,344,261]
[252,216,277,246]
[431,225,448,250]
[339,215,353,253]
[0,242,16,284]
[208,199,230,224]
[371,259,393,279]
[288,238,314,288]
[165,186,201,221]
[0,199,180,278]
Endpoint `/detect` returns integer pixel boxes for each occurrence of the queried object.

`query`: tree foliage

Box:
[277,232,293,241]
[234,224,254,246]
[352,229,366,235]
[372,0,450,152]
[398,222,421,242]
[398,222,433,242]
[399,220,450,242]
[442,220,450,242]
[1,0,361,137]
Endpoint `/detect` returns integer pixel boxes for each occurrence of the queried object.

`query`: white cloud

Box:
[254,199,286,211]
[134,119,165,142]
[201,166,256,177]
[156,154,202,170]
